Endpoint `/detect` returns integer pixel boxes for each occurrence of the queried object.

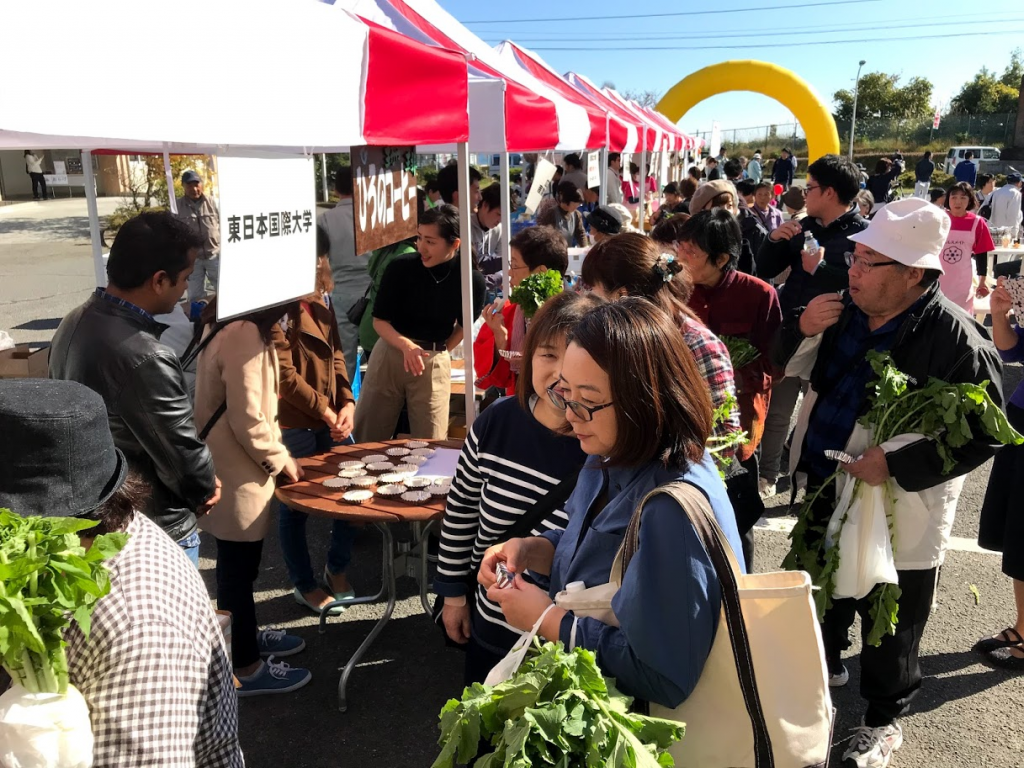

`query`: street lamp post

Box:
[848,59,866,161]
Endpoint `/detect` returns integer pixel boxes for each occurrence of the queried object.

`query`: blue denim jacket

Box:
[544,452,742,708]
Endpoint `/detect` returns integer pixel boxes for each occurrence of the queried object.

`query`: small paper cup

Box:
[406,441,429,449]
[386,447,412,457]
[410,448,435,457]
[350,476,376,488]
[340,468,368,479]
[322,477,352,489]
[403,477,432,489]
[365,462,395,473]
[337,460,366,470]
[341,490,374,505]
[360,454,389,464]
[400,490,432,504]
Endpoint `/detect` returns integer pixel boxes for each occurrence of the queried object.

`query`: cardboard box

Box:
[0,344,50,379]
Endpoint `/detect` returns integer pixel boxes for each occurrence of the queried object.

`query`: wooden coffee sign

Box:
[352,146,418,253]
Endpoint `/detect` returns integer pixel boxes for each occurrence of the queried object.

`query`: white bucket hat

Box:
[847,197,951,273]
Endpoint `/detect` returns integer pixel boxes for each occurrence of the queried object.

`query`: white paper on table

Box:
[450,367,467,382]
[417,448,461,479]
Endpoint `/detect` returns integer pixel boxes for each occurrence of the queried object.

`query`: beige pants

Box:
[354,339,451,441]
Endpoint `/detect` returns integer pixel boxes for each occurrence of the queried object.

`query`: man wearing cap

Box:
[175,170,221,302]
[989,173,1023,243]
[0,379,243,767]
[587,204,623,244]
[775,197,1003,768]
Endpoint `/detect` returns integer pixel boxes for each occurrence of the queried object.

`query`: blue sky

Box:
[437,0,1023,137]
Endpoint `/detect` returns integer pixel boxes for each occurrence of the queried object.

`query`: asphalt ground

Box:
[2,199,1021,768]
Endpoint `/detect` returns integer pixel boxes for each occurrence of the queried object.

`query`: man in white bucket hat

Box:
[774,197,1005,768]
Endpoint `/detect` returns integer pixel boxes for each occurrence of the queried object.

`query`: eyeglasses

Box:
[547,386,613,422]
[844,252,903,271]
[509,262,529,272]
[804,184,822,194]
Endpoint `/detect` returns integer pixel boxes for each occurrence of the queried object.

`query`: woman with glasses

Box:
[677,210,782,568]
[581,232,741,458]
[939,181,996,314]
[474,226,568,395]
[437,292,601,683]
[479,298,743,709]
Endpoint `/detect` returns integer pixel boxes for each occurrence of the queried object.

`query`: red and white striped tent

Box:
[337,0,603,152]
[0,0,469,152]
[492,41,634,153]
[564,72,659,154]
[603,88,675,153]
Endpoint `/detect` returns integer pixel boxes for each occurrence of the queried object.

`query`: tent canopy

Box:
[337,0,599,152]
[0,0,469,152]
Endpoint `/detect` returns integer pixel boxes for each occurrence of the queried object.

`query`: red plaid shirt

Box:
[682,316,742,458]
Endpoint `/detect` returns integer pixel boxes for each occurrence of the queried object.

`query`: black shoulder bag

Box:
[181,322,232,439]
[431,468,582,648]
[346,247,394,326]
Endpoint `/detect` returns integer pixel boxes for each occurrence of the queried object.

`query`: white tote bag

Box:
[553,482,834,768]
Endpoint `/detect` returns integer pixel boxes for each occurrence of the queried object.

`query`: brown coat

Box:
[194,321,289,542]
[272,298,354,431]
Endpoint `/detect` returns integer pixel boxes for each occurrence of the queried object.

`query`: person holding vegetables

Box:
[578,232,742,458]
[0,379,243,767]
[479,298,743,710]
[974,276,1024,671]
[474,225,568,395]
[675,210,782,569]
[775,197,1005,768]
[437,292,600,683]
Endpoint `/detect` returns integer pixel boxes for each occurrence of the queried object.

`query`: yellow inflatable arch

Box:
[657,60,841,165]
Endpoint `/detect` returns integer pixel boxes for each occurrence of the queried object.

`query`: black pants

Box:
[726,452,764,571]
[215,538,264,669]
[804,477,936,726]
[29,172,46,199]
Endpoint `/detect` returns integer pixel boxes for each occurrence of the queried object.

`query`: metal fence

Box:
[694,112,1019,152]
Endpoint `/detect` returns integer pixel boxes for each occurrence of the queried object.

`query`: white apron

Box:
[938,214,980,313]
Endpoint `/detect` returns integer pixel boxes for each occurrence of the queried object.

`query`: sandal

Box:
[987,642,1024,671]
[972,627,1023,654]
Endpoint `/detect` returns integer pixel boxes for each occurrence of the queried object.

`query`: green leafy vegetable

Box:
[718,335,760,370]
[0,508,128,694]
[509,270,563,319]
[707,392,749,479]
[784,351,1022,646]
[433,639,683,768]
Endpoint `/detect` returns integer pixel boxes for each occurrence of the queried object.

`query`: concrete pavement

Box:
[2,198,1021,767]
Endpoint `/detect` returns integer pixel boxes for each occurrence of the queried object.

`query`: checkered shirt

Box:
[682,316,742,458]
[94,287,157,324]
[65,513,244,767]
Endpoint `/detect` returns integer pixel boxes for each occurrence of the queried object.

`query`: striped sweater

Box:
[435,396,586,655]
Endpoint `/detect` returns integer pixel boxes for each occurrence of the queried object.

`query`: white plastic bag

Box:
[826,480,899,600]
[484,603,556,686]
[0,330,15,353]
[0,684,93,768]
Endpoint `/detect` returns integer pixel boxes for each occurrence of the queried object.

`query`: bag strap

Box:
[181,321,229,370]
[613,481,775,768]
[198,401,227,441]
[503,468,581,543]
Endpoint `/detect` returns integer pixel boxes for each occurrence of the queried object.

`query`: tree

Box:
[620,88,662,109]
[833,72,933,123]
[950,50,1022,115]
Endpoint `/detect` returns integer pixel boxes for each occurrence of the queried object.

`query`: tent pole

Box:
[599,146,608,207]
[457,142,476,430]
[499,151,511,299]
[82,150,105,288]
[321,154,329,202]
[163,151,178,215]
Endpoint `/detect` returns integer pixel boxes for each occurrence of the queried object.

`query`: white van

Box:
[943,146,1001,174]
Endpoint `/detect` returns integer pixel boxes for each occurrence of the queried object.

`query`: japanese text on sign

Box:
[227,210,313,243]
[352,146,418,253]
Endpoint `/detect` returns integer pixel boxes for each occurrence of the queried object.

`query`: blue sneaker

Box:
[257,627,305,658]
[236,657,311,697]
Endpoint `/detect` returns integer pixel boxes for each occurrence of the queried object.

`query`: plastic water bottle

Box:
[803,231,820,257]
[352,346,364,401]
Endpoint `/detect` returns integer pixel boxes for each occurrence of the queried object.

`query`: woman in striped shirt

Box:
[436,291,603,683]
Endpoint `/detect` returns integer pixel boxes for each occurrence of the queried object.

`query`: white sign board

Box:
[44,174,68,186]
[217,155,316,321]
[524,158,558,215]
[53,161,66,175]
[587,151,600,189]
[709,121,722,160]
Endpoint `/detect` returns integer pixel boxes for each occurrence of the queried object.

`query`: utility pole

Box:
[848,59,866,161]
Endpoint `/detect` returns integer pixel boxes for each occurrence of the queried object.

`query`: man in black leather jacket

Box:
[50,212,219,561]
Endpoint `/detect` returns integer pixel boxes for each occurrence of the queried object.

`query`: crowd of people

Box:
[2,148,1023,768]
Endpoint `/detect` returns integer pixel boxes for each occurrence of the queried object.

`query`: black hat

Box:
[589,206,624,235]
[0,379,128,517]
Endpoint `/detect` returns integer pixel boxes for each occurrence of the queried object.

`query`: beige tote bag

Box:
[554,482,834,768]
